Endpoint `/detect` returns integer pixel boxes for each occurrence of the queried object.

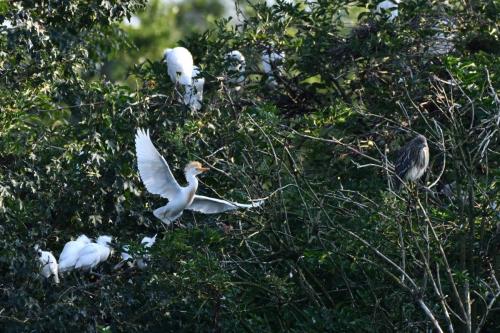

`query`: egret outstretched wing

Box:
[135,128,181,199]
[187,195,264,214]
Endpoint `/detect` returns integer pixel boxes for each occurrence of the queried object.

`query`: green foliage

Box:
[1,0,499,332]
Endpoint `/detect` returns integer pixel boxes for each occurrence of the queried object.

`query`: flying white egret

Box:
[74,235,113,271]
[225,50,246,90]
[183,66,204,111]
[261,50,285,87]
[36,246,60,284]
[59,234,92,273]
[375,0,399,22]
[164,47,194,86]
[135,128,264,225]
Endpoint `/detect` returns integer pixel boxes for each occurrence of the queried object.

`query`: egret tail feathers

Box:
[153,205,183,225]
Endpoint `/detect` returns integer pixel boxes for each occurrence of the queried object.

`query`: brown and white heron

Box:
[393,134,429,190]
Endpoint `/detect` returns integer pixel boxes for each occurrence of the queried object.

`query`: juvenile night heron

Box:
[135,128,264,225]
[393,134,429,189]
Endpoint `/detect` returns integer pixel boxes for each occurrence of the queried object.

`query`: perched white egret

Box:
[164,47,194,86]
[120,245,133,262]
[36,246,60,284]
[135,128,264,225]
[261,50,285,87]
[137,234,157,269]
[120,235,156,261]
[59,234,92,273]
[118,234,157,270]
[74,236,113,271]
[183,66,205,111]
[375,0,399,22]
[225,50,246,90]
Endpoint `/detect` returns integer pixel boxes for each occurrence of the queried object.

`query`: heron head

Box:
[185,161,209,176]
[76,234,91,244]
[414,134,428,148]
[97,235,113,247]
[34,245,42,256]
[163,48,173,62]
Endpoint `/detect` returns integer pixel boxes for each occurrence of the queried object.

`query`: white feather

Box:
[226,50,246,88]
[58,234,92,273]
[261,50,285,87]
[164,47,194,85]
[135,129,265,224]
[38,249,60,284]
[135,128,182,200]
[184,66,204,111]
[376,0,399,21]
[74,236,112,271]
[187,195,264,214]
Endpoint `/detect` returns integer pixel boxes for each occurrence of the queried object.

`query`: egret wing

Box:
[135,129,181,199]
[187,195,264,214]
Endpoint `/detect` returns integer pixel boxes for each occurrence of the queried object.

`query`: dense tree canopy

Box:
[0,0,499,332]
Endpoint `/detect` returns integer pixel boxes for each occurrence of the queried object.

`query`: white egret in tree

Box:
[136,234,157,270]
[74,236,113,271]
[225,50,246,90]
[35,246,60,284]
[394,134,430,189]
[375,0,399,22]
[135,128,264,225]
[261,50,285,87]
[184,66,204,111]
[164,47,194,86]
[119,234,157,270]
[58,234,92,273]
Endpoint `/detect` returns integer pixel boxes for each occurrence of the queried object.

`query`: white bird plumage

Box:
[58,234,92,273]
[120,234,156,261]
[119,234,157,270]
[141,234,157,248]
[36,247,60,284]
[225,50,246,90]
[261,50,285,87]
[74,235,113,271]
[137,234,157,269]
[184,66,205,111]
[135,128,264,225]
[164,47,194,86]
[375,0,399,22]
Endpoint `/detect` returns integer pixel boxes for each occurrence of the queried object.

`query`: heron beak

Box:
[196,167,210,173]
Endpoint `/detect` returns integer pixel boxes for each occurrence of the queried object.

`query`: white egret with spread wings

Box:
[135,128,264,225]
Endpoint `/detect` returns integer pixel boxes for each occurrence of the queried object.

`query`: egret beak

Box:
[196,167,210,173]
